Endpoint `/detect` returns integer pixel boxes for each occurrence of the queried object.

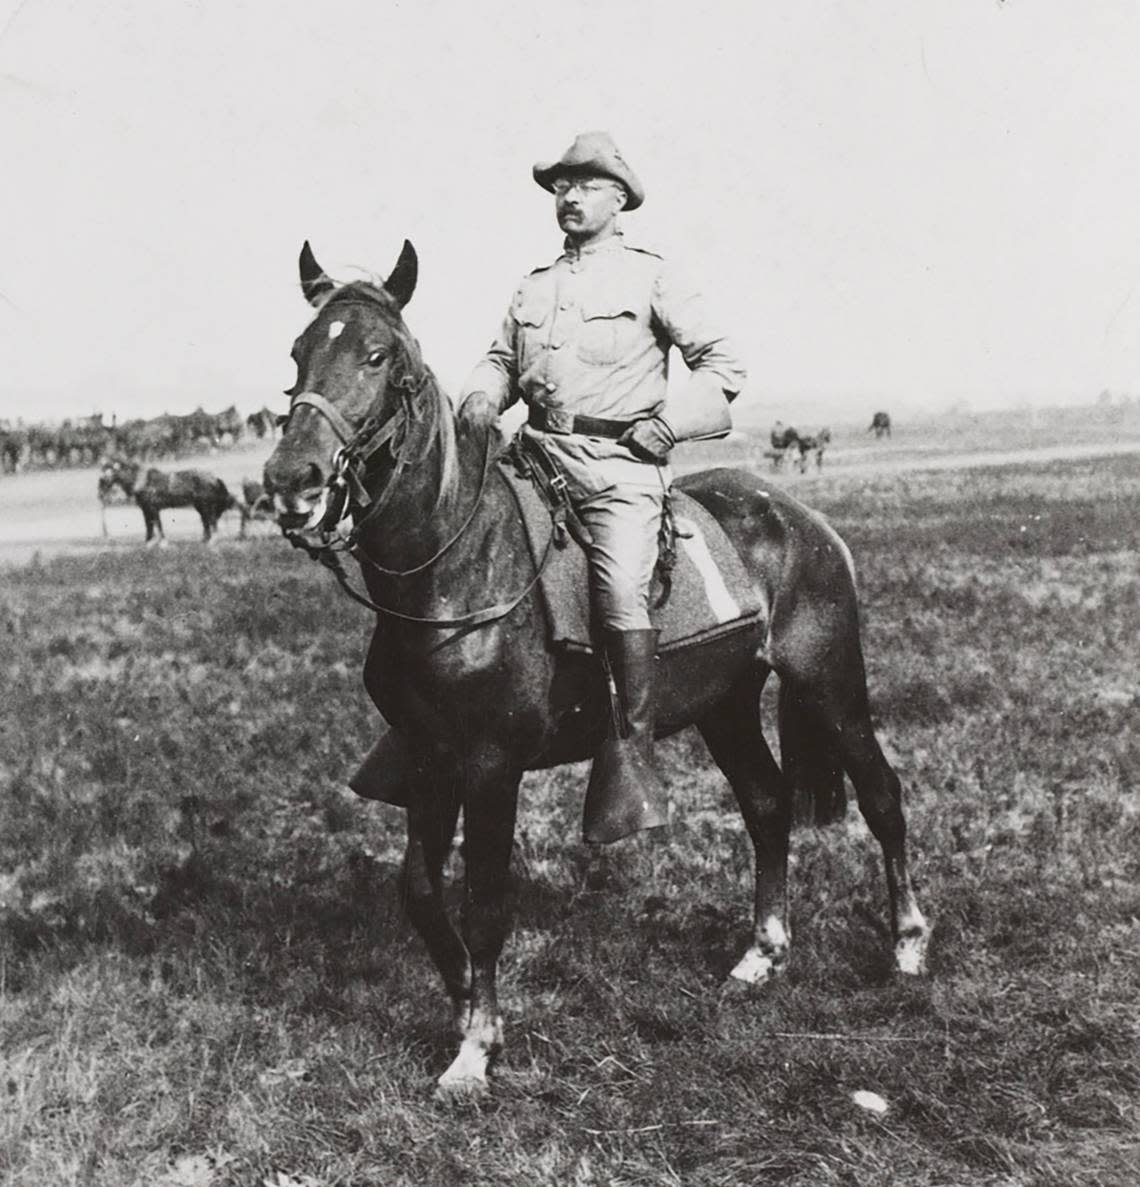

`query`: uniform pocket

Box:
[511,292,552,371]
[576,300,640,366]
[512,293,550,329]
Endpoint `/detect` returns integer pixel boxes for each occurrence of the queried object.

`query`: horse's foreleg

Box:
[196,502,215,543]
[401,785,468,1012]
[436,754,520,1099]
[141,504,162,546]
[698,673,793,985]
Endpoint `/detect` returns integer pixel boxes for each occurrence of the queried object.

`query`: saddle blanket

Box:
[499,463,766,655]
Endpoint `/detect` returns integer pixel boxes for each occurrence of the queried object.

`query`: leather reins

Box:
[281,356,554,628]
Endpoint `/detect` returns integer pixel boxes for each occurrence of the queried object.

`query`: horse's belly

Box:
[530,625,764,769]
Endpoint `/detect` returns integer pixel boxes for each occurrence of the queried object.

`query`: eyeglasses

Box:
[551,178,618,197]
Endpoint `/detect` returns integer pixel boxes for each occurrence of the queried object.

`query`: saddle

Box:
[499,435,765,655]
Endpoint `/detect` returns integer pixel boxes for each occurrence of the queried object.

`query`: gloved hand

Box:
[618,415,676,463]
[456,391,500,430]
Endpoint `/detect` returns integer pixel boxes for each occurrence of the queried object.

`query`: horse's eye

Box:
[365,349,387,368]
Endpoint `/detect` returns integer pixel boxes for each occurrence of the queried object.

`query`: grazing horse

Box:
[869,410,892,438]
[263,241,929,1098]
[99,458,240,544]
[238,478,274,536]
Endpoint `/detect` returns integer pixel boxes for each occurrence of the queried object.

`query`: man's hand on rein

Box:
[619,415,676,464]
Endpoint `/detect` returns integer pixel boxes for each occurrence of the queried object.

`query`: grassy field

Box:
[2,445,1139,1185]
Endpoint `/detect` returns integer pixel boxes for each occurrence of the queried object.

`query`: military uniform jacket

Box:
[461,233,746,498]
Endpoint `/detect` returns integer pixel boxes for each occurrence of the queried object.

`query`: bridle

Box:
[280,342,554,629]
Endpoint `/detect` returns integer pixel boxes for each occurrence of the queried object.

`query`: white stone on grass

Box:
[852,1090,889,1115]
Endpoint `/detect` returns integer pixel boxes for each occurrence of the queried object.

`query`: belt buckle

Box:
[545,408,574,435]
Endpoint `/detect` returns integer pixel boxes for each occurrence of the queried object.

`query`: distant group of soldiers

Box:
[0,405,280,475]
[765,421,832,472]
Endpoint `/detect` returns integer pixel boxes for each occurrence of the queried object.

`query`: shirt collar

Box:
[561,230,624,262]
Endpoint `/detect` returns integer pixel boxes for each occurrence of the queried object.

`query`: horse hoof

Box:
[434,1072,489,1103]
[895,927,930,977]
[728,946,784,986]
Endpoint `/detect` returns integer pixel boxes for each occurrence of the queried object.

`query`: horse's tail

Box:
[778,681,847,828]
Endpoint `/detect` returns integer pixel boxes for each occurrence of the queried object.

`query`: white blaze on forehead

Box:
[327,321,345,340]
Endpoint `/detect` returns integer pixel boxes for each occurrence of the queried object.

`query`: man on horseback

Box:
[457,131,747,840]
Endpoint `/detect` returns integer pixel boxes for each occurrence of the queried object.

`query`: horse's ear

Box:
[384,240,418,309]
[299,241,335,307]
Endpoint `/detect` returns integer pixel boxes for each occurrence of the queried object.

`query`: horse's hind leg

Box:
[787,660,929,975]
[698,669,793,985]
[832,710,929,974]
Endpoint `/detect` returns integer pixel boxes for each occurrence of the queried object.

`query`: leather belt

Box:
[527,405,632,439]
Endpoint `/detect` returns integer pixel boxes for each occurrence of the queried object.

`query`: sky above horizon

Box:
[3,0,1140,423]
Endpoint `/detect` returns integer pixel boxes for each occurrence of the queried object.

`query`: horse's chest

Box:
[368,630,544,726]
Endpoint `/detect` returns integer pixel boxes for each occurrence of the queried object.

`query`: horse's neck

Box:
[354,402,515,609]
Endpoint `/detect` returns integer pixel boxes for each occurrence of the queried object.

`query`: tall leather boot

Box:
[583,628,670,844]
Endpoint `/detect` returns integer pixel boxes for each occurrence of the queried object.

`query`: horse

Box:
[869,410,892,438]
[237,478,274,536]
[263,240,930,1098]
[214,405,245,447]
[766,421,802,471]
[99,458,241,544]
[0,426,25,474]
[794,426,831,472]
[245,406,280,440]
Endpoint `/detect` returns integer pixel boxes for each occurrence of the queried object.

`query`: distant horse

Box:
[214,405,245,447]
[99,458,241,544]
[794,427,831,472]
[766,421,802,471]
[263,241,929,1098]
[245,407,280,440]
[238,478,275,536]
[869,411,892,438]
[0,426,25,475]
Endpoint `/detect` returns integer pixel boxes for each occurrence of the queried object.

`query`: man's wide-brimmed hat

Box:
[533,131,645,210]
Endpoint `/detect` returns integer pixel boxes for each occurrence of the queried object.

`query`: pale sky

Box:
[3,0,1140,423]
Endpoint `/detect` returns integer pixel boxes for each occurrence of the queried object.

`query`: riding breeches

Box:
[575,483,666,631]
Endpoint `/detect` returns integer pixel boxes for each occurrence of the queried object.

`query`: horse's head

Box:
[263,240,423,533]
[98,457,138,499]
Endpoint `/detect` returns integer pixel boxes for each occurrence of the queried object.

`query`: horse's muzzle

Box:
[272,487,330,531]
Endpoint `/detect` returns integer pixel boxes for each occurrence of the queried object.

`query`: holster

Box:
[504,431,593,549]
